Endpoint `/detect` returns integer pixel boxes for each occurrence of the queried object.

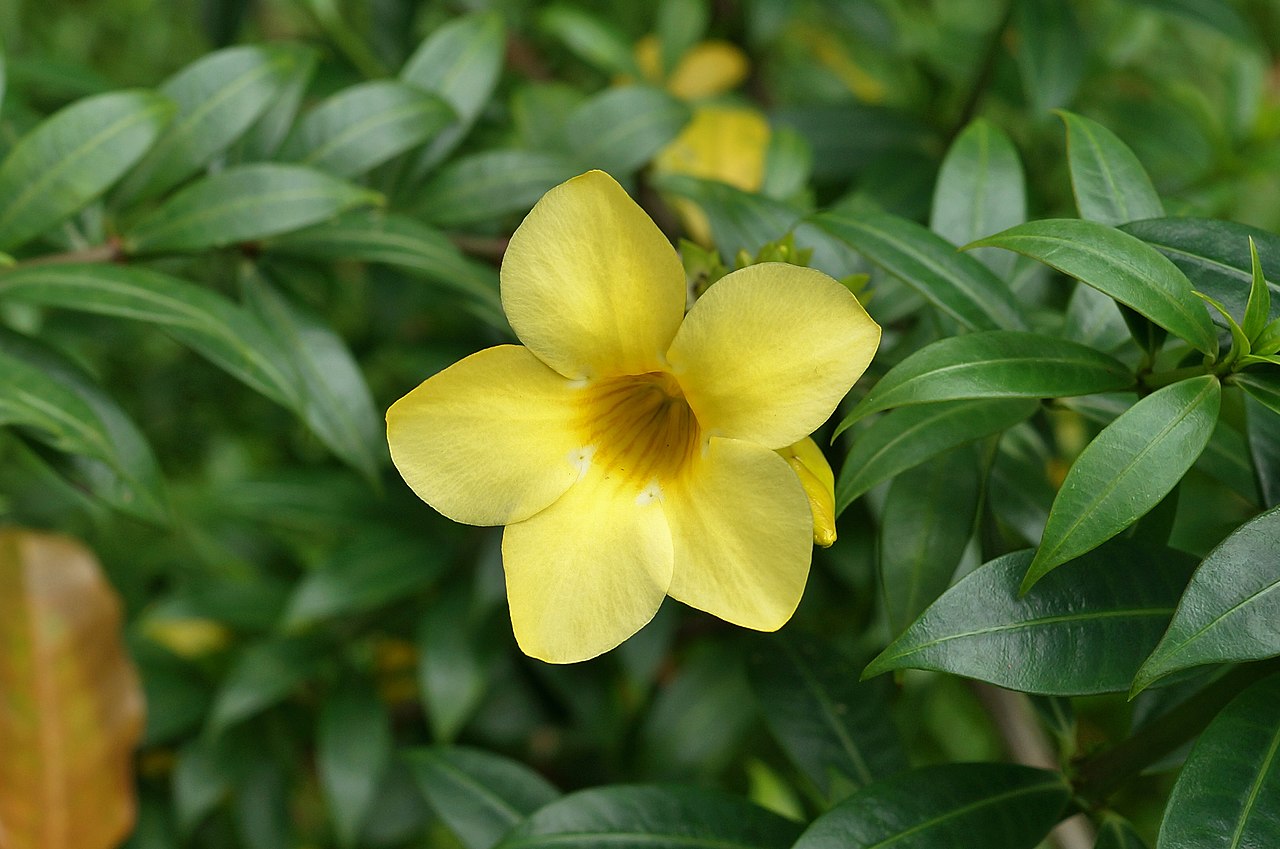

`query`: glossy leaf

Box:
[1245,238,1273,342]
[406,746,560,849]
[1158,673,1280,849]
[114,44,299,203]
[0,529,145,849]
[930,117,1026,276]
[746,631,907,802]
[836,398,1038,513]
[243,274,384,482]
[1245,392,1280,508]
[793,762,1070,849]
[969,219,1217,355]
[401,12,506,176]
[1060,110,1163,226]
[0,89,172,252]
[1133,505,1280,692]
[564,85,690,176]
[1027,376,1220,589]
[864,543,1195,695]
[281,80,453,178]
[880,445,981,635]
[842,331,1133,425]
[0,263,302,409]
[813,209,1027,332]
[125,163,379,253]
[1122,218,1280,328]
[495,785,800,849]
[318,683,392,848]
[0,329,168,523]
[1013,0,1086,115]
[418,150,583,227]
[208,637,324,733]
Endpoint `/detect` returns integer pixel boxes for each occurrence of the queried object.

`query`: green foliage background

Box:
[3,0,1280,848]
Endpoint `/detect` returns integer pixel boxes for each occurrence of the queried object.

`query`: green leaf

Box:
[0,263,302,408]
[114,45,301,204]
[495,785,800,849]
[1013,0,1086,115]
[881,445,981,635]
[929,118,1026,277]
[318,682,392,849]
[0,89,172,252]
[813,209,1027,332]
[418,150,582,228]
[1121,218,1280,330]
[282,530,445,628]
[406,746,560,849]
[1124,0,1253,42]
[1092,814,1150,849]
[863,542,1195,694]
[400,12,506,178]
[208,637,324,733]
[0,328,168,523]
[1027,376,1221,589]
[1195,291,1250,366]
[230,44,318,162]
[841,331,1133,426]
[563,85,689,176]
[1245,237,1272,343]
[1133,505,1280,692]
[1158,673,1280,849]
[1245,392,1280,508]
[0,47,6,113]
[836,399,1038,514]
[417,584,497,743]
[656,0,708,75]
[1059,110,1163,226]
[746,631,907,802]
[969,219,1218,356]
[792,763,1070,849]
[761,126,812,200]
[242,273,384,482]
[651,173,802,259]
[124,163,379,253]
[280,80,453,178]
[538,5,640,77]
[263,210,502,319]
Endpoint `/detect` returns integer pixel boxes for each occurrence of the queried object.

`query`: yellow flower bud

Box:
[777,437,838,547]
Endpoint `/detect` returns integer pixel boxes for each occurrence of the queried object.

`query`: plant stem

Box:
[4,241,121,269]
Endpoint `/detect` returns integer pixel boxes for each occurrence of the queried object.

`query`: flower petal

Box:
[387,345,582,526]
[668,41,749,101]
[652,106,769,191]
[502,467,673,663]
[667,437,813,630]
[667,263,880,449]
[501,170,687,379]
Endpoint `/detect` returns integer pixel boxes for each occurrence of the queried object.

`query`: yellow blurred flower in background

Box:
[387,172,879,663]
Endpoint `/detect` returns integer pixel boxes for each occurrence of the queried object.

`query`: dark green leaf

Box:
[1245,392,1280,508]
[318,682,392,848]
[564,86,689,176]
[1093,814,1150,849]
[281,80,453,178]
[1063,284,1131,353]
[0,263,302,408]
[538,5,639,77]
[243,274,384,481]
[814,209,1026,332]
[233,753,292,849]
[114,45,300,204]
[1133,505,1280,692]
[406,746,560,849]
[133,641,210,745]
[418,150,582,227]
[1124,0,1253,42]
[1158,673,1280,849]
[1059,109,1163,226]
[864,543,1195,694]
[773,104,929,183]
[793,762,1070,849]
[0,329,168,522]
[930,118,1026,277]
[842,331,1133,425]
[496,785,800,849]
[1121,218,1280,329]
[746,631,907,802]
[283,530,445,628]
[125,163,379,253]
[0,90,173,252]
[970,219,1217,356]
[1027,376,1220,588]
[880,445,981,635]
[835,399,1038,513]
[417,585,496,743]
[1013,0,1086,115]
[401,12,506,177]
[208,637,324,732]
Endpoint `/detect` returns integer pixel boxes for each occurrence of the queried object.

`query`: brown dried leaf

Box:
[0,529,144,849]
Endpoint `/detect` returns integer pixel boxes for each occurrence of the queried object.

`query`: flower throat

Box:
[578,372,701,490]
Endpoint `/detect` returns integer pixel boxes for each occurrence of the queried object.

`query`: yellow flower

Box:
[634,35,749,101]
[387,172,879,663]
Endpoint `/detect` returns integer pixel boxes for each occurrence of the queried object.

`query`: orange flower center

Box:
[578,371,702,494]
